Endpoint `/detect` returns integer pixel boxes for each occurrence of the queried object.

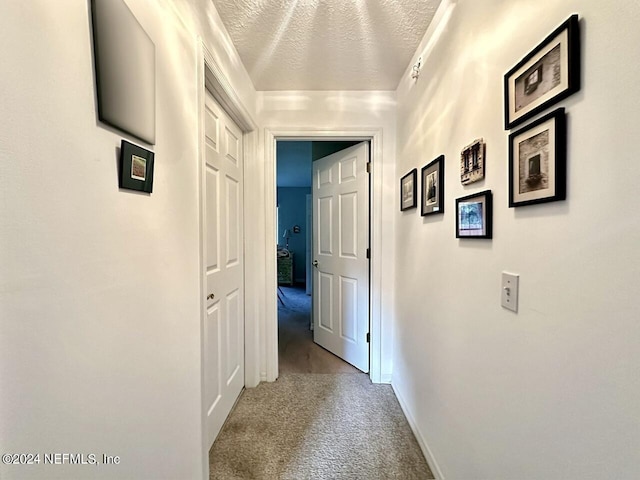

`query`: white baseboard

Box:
[380,373,392,384]
[392,383,445,480]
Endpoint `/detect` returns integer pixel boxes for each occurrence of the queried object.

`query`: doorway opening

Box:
[276,140,370,375]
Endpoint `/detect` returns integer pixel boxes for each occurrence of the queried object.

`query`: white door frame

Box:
[197,41,259,479]
[264,128,384,384]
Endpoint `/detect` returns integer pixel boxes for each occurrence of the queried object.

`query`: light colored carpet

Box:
[209,373,434,479]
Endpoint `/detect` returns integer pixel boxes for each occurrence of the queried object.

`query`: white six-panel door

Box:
[312,142,370,372]
[203,90,244,447]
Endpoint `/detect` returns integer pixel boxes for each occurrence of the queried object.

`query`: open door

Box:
[312,142,369,372]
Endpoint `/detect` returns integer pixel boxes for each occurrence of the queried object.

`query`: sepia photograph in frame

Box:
[400,168,417,211]
[421,155,445,216]
[504,14,580,130]
[509,108,566,207]
[456,190,493,239]
[460,139,485,185]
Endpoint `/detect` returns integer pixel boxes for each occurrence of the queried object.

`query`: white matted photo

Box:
[509,108,566,207]
[504,15,580,129]
[400,169,417,211]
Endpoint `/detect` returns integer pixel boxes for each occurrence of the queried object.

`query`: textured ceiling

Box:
[211,0,442,91]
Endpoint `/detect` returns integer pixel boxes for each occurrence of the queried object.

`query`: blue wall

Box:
[277,187,309,284]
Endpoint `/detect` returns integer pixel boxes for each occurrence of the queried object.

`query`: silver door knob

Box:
[207,293,215,300]
[312,260,318,267]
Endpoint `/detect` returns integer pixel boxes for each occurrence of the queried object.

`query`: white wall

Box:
[392,1,640,478]
[0,1,256,479]
[258,91,397,381]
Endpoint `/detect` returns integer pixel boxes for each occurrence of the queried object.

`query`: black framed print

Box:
[400,168,417,211]
[421,155,444,216]
[119,140,155,193]
[456,190,493,239]
[509,108,566,207]
[504,14,580,130]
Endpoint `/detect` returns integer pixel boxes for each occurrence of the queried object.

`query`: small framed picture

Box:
[421,155,444,216]
[509,108,566,207]
[456,190,493,239]
[460,139,485,185]
[504,14,580,130]
[119,140,155,193]
[400,168,417,211]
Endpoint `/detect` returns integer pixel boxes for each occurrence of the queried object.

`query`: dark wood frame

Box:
[504,14,580,130]
[456,190,493,239]
[119,140,155,193]
[400,168,417,211]
[509,108,566,207]
[421,155,445,216]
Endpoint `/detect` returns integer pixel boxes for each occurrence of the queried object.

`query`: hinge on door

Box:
[366,332,370,343]
[366,248,370,259]
[366,162,372,174]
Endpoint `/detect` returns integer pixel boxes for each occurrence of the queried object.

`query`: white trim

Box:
[380,373,393,384]
[202,46,256,133]
[392,383,445,480]
[264,127,384,383]
[198,38,258,480]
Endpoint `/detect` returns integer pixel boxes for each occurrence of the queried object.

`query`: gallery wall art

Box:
[508,108,566,207]
[421,155,445,216]
[460,139,485,185]
[504,14,580,130]
[456,190,493,239]
[400,169,417,211]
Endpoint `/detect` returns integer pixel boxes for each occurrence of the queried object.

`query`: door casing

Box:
[198,41,258,480]
[264,129,384,384]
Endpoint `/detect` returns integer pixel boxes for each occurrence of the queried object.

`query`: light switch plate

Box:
[501,272,519,312]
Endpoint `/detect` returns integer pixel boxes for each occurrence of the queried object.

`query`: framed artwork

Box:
[509,108,566,207]
[504,14,580,130]
[119,140,155,193]
[460,139,485,185]
[91,0,156,144]
[456,190,493,239]
[421,155,444,216]
[400,169,417,211]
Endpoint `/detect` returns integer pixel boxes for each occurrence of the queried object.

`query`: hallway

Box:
[208,287,434,479]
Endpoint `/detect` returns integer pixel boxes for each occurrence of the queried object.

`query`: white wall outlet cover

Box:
[501,272,519,312]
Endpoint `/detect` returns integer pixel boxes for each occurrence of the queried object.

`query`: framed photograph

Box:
[421,155,444,216]
[456,190,493,239]
[509,108,566,207]
[460,139,485,185]
[119,140,155,193]
[400,169,417,211]
[504,14,580,130]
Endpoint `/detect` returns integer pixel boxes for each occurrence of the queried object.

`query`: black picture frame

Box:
[119,140,155,193]
[400,169,417,211]
[421,155,445,216]
[504,14,580,130]
[456,190,493,239]
[509,108,566,207]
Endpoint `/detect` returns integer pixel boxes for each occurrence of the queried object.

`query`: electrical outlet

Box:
[501,272,519,313]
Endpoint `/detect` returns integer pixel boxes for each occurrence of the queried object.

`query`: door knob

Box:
[207,293,215,300]
[312,260,318,267]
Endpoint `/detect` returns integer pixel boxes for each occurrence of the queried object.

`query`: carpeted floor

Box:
[277,286,360,374]
[209,285,434,479]
[209,374,434,479]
